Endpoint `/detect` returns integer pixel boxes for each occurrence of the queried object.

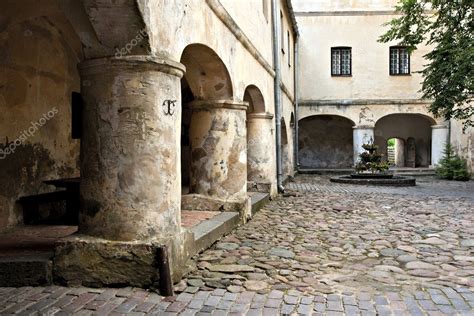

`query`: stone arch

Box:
[244,85,265,113]
[0,1,89,229]
[281,118,291,176]
[374,113,435,167]
[298,115,355,169]
[180,44,233,100]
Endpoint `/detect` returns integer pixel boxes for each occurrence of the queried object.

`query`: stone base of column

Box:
[247,181,272,193]
[53,231,194,290]
[181,194,251,222]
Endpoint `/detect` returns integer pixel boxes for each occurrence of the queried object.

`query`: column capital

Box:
[189,100,249,111]
[79,55,186,78]
[431,124,449,129]
[247,112,274,120]
[353,125,375,130]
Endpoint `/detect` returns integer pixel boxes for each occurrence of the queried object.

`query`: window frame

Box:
[389,46,411,76]
[331,47,352,77]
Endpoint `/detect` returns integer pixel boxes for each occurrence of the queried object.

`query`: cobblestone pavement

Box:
[1,175,473,315]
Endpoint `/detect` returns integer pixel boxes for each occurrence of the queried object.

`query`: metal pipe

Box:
[294,34,300,170]
[271,0,284,193]
[156,246,174,296]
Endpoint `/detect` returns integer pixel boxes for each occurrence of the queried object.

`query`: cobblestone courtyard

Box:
[1,175,473,315]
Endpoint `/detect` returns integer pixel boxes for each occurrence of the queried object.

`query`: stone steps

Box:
[250,192,270,216]
[190,192,270,255]
[190,212,240,255]
[0,251,53,286]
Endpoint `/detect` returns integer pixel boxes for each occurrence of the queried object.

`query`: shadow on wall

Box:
[374,114,434,167]
[298,115,355,168]
[0,10,81,230]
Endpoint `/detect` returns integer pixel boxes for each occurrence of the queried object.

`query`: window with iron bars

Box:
[390,47,410,75]
[331,47,351,76]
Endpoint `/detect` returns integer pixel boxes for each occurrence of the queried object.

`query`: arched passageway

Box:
[374,114,435,167]
[0,3,83,229]
[281,119,291,176]
[180,44,247,202]
[298,115,355,168]
[245,85,265,183]
[387,138,405,167]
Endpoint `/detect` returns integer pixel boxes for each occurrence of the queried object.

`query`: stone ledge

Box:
[53,235,164,288]
[190,212,240,255]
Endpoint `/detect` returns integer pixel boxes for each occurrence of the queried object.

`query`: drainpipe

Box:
[271,0,284,193]
[294,34,300,171]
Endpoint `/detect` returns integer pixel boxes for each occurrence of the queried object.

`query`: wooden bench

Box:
[17,190,78,225]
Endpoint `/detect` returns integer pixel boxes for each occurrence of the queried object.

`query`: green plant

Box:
[436,144,471,181]
[379,0,473,130]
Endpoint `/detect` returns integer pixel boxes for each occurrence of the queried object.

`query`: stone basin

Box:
[330,174,416,186]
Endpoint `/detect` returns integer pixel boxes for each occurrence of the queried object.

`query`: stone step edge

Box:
[190,212,240,256]
[250,193,270,216]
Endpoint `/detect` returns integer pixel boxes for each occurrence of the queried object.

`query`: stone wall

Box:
[299,115,354,168]
[0,9,81,231]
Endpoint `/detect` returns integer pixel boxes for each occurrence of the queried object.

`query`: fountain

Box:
[330,140,416,186]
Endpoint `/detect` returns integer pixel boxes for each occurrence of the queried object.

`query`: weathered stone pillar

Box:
[189,100,248,201]
[353,125,374,165]
[78,56,185,242]
[247,112,275,193]
[431,124,450,166]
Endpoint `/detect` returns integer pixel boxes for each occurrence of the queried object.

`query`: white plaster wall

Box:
[292,0,399,12]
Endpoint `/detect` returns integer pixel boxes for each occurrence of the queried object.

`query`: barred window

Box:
[331,47,351,76]
[390,47,410,75]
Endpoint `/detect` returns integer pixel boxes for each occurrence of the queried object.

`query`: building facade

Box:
[293,0,473,171]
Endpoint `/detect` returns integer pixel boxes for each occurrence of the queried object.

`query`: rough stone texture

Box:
[247,113,275,193]
[79,56,185,242]
[1,175,474,314]
[189,100,248,202]
[0,255,52,287]
[299,115,354,168]
[53,236,161,288]
[185,175,474,294]
[0,7,81,231]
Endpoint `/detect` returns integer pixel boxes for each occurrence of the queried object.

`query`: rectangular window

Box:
[262,0,269,22]
[280,11,285,54]
[390,47,410,75]
[331,47,351,76]
[287,31,291,67]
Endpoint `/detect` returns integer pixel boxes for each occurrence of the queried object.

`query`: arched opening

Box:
[244,85,265,184]
[281,119,291,176]
[180,44,233,100]
[387,138,405,167]
[375,114,435,167]
[298,115,355,169]
[0,3,84,230]
[179,44,234,196]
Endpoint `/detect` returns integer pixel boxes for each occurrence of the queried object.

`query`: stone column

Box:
[431,124,450,166]
[78,56,185,242]
[247,112,275,193]
[353,125,375,165]
[189,100,248,202]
